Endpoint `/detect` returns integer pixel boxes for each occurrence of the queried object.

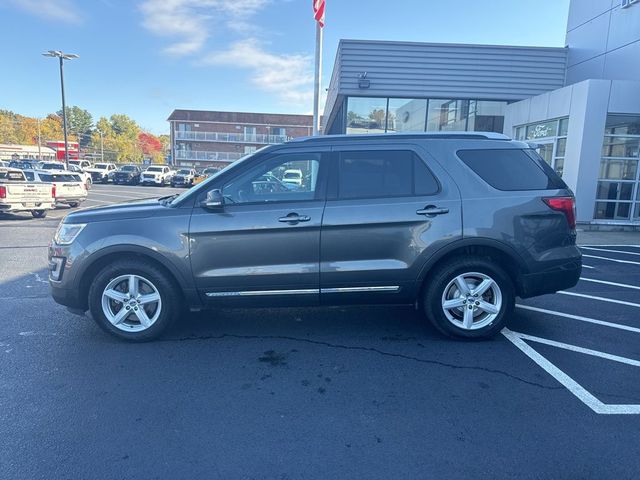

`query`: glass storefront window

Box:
[599,159,638,180]
[426,99,469,131]
[346,97,387,134]
[559,118,569,136]
[525,120,558,140]
[596,181,634,201]
[471,101,506,133]
[556,138,567,157]
[387,99,427,133]
[605,115,640,135]
[601,137,640,158]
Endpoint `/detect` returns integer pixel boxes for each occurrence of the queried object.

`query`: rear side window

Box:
[338,150,439,199]
[457,149,567,191]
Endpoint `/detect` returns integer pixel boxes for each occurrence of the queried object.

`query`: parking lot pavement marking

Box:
[558,290,640,308]
[582,265,595,269]
[88,192,154,199]
[582,254,640,265]
[581,246,640,257]
[516,304,640,333]
[579,244,640,248]
[502,328,640,415]
[82,199,113,205]
[579,277,640,290]
[515,331,640,367]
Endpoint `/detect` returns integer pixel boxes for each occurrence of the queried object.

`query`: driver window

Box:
[222,153,321,204]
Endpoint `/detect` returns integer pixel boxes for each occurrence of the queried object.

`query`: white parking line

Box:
[582,254,640,266]
[515,304,640,333]
[580,277,640,291]
[80,198,112,205]
[582,265,595,269]
[558,291,640,308]
[516,331,640,367]
[581,246,640,257]
[502,328,640,414]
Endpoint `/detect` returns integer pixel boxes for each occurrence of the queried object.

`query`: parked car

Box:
[281,169,303,187]
[140,165,175,186]
[193,167,220,185]
[68,159,92,170]
[0,160,9,168]
[39,161,66,171]
[0,167,54,218]
[49,132,581,341]
[86,163,117,184]
[67,164,92,190]
[9,160,41,170]
[171,168,197,188]
[113,165,142,185]
[24,170,88,208]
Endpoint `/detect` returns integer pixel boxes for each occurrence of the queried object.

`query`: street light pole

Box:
[42,50,79,170]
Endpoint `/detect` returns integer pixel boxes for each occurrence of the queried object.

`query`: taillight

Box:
[543,196,576,230]
[0,186,6,199]
[52,185,57,198]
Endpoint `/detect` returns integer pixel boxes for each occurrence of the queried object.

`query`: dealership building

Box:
[322,0,640,227]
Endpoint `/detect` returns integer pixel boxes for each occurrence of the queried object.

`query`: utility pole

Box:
[36,118,42,159]
[42,50,79,169]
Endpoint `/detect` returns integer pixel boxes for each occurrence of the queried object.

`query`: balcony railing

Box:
[175,131,290,144]
[174,150,244,162]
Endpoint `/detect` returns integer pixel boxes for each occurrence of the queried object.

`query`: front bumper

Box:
[517,258,582,298]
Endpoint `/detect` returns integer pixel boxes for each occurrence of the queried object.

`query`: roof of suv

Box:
[289,131,511,143]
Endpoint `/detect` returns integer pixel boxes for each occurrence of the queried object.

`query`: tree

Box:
[0,110,19,144]
[57,106,93,147]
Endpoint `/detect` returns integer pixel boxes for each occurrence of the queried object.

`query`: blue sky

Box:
[0,0,570,134]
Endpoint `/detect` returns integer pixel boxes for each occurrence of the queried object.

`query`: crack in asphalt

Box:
[161,332,564,391]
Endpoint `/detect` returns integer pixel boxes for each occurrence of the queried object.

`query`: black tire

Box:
[101,176,109,184]
[69,202,80,208]
[423,257,514,339]
[31,210,47,218]
[160,178,166,186]
[86,179,92,190]
[88,259,181,342]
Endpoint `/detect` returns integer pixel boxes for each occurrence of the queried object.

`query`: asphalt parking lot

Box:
[1,184,639,479]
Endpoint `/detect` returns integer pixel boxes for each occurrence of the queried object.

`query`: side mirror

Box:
[202,189,224,209]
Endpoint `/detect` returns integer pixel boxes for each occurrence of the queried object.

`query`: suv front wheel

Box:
[423,258,514,339]
[88,259,180,341]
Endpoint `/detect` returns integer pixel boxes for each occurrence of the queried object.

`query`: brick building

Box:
[167,110,314,168]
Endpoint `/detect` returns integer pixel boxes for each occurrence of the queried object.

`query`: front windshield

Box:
[121,166,136,171]
[146,167,163,172]
[178,169,192,174]
[95,163,108,169]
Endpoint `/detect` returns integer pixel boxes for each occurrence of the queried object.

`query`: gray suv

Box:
[49,133,581,341]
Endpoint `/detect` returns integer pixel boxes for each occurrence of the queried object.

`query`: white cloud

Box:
[203,39,314,107]
[139,0,269,56]
[10,0,82,23]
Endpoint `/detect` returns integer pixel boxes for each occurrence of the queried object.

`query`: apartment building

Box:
[168,110,313,168]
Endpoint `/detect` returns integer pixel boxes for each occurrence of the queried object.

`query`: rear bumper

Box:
[0,202,53,212]
[517,258,582,298]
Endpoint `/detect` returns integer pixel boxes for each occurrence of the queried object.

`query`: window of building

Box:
[595,114,640,222]
[427,99,468,131]
[337,150,438,199]
[387,99,428,133]
[346,97,387,134]
[244,126,257,142]
[457,149,566,191]
[513,117,568,177]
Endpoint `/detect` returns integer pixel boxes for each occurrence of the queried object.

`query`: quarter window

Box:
[337,150,439,199]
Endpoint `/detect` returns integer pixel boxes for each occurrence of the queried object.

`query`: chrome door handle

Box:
[278,213,311,223]
[416,206,449,216]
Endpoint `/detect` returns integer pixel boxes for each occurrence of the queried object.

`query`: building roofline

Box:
[337,38,568,52]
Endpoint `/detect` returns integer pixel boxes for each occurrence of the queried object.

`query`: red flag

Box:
[313,0,325,27]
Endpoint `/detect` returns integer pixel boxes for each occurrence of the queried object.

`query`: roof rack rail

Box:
[289,131,511,143]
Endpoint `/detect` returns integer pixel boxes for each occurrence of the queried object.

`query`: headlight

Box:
[54,223,86,245]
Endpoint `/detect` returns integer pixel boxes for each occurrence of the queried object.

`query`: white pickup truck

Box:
[0,168,55,218]
[24,170,88,208]
[141,165,175,186]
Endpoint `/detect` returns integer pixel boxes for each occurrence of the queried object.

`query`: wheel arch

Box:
[74,245,196,311]
[416,238,528,302]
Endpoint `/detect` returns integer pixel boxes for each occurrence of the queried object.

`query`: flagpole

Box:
[312,21,323,136]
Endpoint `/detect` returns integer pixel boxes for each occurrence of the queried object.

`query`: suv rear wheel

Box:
[423,257,514,338]
[88,259,180,341]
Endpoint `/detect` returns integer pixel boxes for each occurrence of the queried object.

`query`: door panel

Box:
[189,150,327,306]
[320,146,462,304]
